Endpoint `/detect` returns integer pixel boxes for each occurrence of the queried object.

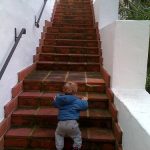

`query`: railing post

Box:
[35,0,48,28]
[0,28,26,80]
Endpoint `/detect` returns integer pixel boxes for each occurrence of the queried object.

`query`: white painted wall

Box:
[93,0,119,29]
[113,89,150,150]
[93,1,150,149]
[101,21,150,89]
[0,0,55,121]
[99,20,150,150]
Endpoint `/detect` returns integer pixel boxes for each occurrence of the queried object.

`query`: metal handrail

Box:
[35,0,48,28]
[0,28,26,80]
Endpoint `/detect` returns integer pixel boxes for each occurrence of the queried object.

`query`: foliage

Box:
[146,68,150,93]
[119,0,150,20]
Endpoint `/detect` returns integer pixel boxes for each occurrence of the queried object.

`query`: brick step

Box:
[52,22,95,28]
[55,9,93,16]
[59,2,91,5]
[55,8,92,13]
[44,32,96,40]
[54,15,93,20]
[11,108,112,128]
[4,127,115,150]
[57,5,91,9]
[42,39,98,47]
[23,75,105,92]
[52,23,94,28]
[60,0,91,1]
[18,92,109,109]
[57,4,91,8]
[53,19,94,25]
[54,11,92,16]
[46,27,96,34]
[58,1,91,6]
[4,148,47,150]
[39,45,99,55]
[37,53,99,63]
[57,2,92,8]
[53,17,93,22]
[36,61,100,72]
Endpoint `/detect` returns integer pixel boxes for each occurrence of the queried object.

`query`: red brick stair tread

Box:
[12,107,111,119]
[25,71,104,83]
[19,91,108,101]
[47,27,96,32]
[5,127,115,142]
[37,61,99,65]
[5,128,32,138]
[39,53,99,57]
[40,45,99,54]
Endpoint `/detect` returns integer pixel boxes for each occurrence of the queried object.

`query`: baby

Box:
[53,81,88,150]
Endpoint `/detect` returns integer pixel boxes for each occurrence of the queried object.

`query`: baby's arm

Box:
[51,94,60,108]
[75,97,88,111]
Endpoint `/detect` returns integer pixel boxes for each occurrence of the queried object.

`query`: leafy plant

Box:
[146,68,150,93]
[119,0,150,20]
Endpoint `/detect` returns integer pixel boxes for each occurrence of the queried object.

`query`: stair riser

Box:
[36,63,100,72]
[60,0,91,2]
[41,46,99,54]
[55,12,92,16]
[38,54,99,63]
[54,15,93,20]
[47,27,96,34]
[18,97,108,109]
[43,40,98,47]
[53,21,95,28]
[89,101,108,109]
[11,115,112,129]
[52,23,93,28]
[23,81,105,93]
[4,138,55,149]
[45,33,96,40]
[56,5,92,9]
[18,97,53,108]
[4,138,115,150]
[58,2,91,4]
[53,19,94,25]
[55,8,92,13]
[59,0,91,1]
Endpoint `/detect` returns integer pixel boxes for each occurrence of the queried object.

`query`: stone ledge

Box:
[113,89,150,150]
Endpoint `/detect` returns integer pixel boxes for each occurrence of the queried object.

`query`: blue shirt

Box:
[53,93,88,121]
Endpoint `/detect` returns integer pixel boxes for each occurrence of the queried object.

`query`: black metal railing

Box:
[0,28,26,80]
[35,0,48,28]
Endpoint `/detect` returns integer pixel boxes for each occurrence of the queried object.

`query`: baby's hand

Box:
[53,96,56,101]
[50,96,56,102]
[82,97,88,101]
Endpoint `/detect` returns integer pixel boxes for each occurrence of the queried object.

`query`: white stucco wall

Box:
[114,89,150,150]
[0,0,55,121]
[101,21,150,89]
[93,0,119,28]
[100,20,150,150]
[93,1,150,149]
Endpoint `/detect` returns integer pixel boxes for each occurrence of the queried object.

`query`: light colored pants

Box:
[55,120,82,150]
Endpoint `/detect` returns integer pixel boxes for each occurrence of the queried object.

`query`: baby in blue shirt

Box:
[53,81,88,150]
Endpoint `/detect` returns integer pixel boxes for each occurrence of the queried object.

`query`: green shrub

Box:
[119,0,150,20]
[146,68,150,93]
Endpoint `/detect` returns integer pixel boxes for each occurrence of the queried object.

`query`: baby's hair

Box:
[63,81,78,94]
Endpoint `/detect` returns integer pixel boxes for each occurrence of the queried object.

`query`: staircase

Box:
[4,0,122,150]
